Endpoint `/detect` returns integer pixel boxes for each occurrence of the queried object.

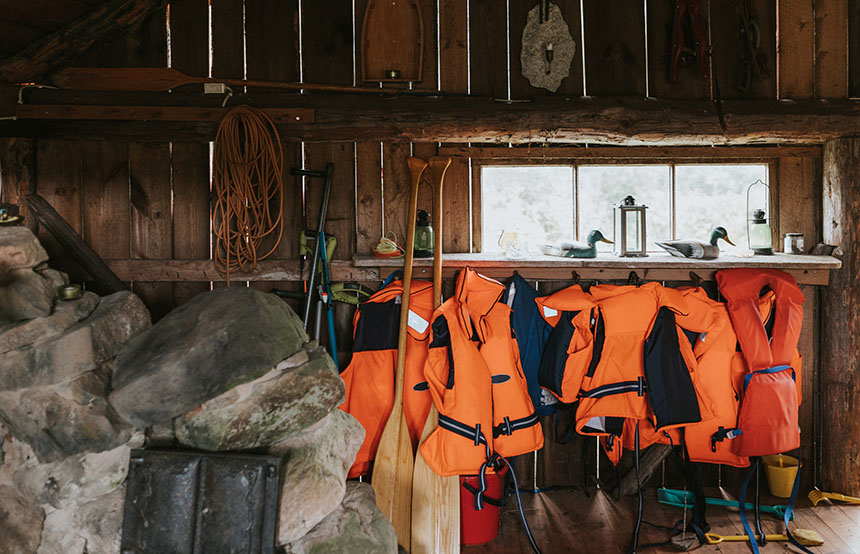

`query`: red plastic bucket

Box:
[459,466,507,546]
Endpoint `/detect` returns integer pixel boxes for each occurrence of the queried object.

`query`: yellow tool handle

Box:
[827,492,860,503]
[706,533,788,544]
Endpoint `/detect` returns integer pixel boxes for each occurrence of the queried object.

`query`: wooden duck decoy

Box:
[656,226,735,260]
[538,229,613,259]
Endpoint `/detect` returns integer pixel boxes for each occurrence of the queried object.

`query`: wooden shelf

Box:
[353,252,842,285]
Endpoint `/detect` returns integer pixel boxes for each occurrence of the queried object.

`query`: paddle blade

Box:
[411,407,459,554]
[53,67,199,91]
[372,408,414,549]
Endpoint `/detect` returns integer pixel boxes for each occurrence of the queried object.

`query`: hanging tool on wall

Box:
[290,163,339,370]
[734,0,769,93]
[670,0,710,82]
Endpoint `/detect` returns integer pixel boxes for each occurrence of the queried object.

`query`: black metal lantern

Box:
[614,195,648,257]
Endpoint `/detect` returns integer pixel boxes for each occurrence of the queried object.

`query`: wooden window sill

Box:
[352,252,841,285]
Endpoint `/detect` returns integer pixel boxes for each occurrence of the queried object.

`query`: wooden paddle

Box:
[51,66,458,96]
[411,156,460,554]
[372,156,427,550]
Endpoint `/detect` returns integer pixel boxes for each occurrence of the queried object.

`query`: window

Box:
[481,163,768,254]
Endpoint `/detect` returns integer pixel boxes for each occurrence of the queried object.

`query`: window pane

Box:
[578,165,670,252]
[675,164,767,252]
[481,166,574,253]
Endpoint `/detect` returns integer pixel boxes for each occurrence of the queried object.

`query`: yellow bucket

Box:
[762,454,800,498]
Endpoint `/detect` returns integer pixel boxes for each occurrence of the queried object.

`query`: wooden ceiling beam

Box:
[5,92,860,145]
[0,0,166,85]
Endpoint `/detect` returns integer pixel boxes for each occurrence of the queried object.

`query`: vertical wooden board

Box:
[510,0,584,98]
[302,0,355,85]
[438,0,468,93]
[127,4,167,67]
[646,0,709,99]
[81,142,130,262]
[33,140,84,280]
[171,143,211,305]
[777,157,816,250]
[170,0,209,73]
[0,137,34,218]
[850,0,860,97]
[304,143,356,261]
[130,143,174,319]
[582,0,646,96]
[710,0,776,99]
[129,7,172,319]
[356,142,384,254]
[251,141,302,294]
[171,0,212,305]
[470,160,481,253]
[468,0,509,98]
[537,412,583,488]
[245,0,298,89]
[815,0,849,99]
[382,143,413,252]
[442,157,469,253]
[777,0,814,99]
[417,0,438,89]
[211,0,245,79]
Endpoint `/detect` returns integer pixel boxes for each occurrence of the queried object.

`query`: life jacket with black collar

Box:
[419,267,543,477]
[339,279,434,478]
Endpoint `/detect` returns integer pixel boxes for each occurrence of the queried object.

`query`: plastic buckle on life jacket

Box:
[500,416,513,436]
[710,426,742,452]
[473,423,483,446]
[637,376,646,397]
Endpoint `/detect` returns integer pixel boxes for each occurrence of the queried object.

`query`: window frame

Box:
[469,153,781,254]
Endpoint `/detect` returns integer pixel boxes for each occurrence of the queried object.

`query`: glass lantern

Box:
[746,180,774,255]
[614,195,648,257]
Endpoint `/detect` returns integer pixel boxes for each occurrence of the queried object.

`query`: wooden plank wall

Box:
[12,0,852,490]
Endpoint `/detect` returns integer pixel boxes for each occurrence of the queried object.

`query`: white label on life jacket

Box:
[408,310,429,334]
[543,306,558,318]
[700,332,708,342]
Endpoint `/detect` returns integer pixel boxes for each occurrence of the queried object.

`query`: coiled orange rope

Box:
[212,105,284,282]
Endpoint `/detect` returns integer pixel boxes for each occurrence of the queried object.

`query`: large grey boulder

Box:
[0,484,44,554]
[0,366,133,462]
[0,291,150,391]
[271,409,364,544]
[37,486,124,554]
[0,267,56,324]
[0,226,48,270]
[174,345,344,451]
[0,291,98,355]
[110,286,308,427]
[283,482,397,554]
[13,432,144,508]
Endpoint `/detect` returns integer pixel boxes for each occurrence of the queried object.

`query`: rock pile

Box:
[0,227,395,554]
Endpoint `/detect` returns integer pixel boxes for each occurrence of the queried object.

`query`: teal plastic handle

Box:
[657,488,792,520]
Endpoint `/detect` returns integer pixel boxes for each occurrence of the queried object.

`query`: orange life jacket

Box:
[339,279,434,478]
[419,267,543,477]
[576,282,716,438]
[600,288,799,467]
[534,284,597,403]
[716,269,804,457]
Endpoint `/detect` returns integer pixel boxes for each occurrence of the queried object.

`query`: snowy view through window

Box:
[481,164,768,255]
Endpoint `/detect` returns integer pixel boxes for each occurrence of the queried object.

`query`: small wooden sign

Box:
[361,0,424,83]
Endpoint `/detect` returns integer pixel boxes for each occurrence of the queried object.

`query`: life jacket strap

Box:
[493,412,540,438]
[579,377,648,399]
[437,414,491,458]
[710,426,742,452]
[742,364,793,393]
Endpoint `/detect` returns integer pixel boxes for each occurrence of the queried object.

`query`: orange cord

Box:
[212,105,284,282]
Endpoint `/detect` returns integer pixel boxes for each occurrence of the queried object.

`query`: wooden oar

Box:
[411,156,459,554]
[372,156,427,550]
[51,66,458,96]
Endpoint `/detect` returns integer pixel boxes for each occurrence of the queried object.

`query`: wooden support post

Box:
[23,193,128,294]
[618,444,673,497]
[820,138,860,496]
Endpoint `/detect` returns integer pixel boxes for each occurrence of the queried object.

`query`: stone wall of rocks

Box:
[0,227,395,554]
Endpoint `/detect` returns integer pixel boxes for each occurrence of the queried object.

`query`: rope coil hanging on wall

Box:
[212,105,284,282]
